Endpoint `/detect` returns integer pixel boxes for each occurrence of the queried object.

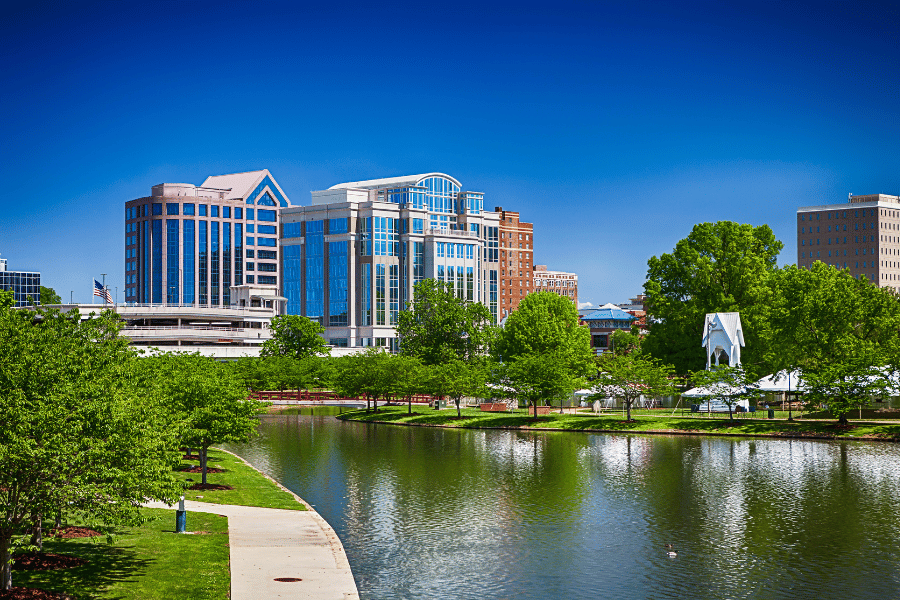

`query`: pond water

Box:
[226,413,900,600]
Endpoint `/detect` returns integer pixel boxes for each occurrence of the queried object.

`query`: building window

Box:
[305,220,324,318]
[329,241,348,326]
[183,203,195,216]
[258,209,277,222]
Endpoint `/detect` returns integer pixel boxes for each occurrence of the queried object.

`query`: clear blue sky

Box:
[2,0,898,305]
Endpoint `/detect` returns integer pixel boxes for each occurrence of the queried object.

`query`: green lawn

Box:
[174,447,306,510]
[338,406,900,440]
[10,508,229,600]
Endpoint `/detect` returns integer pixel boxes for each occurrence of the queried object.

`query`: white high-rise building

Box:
[280,173,501,350]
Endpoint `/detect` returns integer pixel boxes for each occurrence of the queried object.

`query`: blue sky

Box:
[1,0,898,305]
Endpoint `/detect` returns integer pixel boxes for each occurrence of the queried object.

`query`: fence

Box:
[250,389,435,404]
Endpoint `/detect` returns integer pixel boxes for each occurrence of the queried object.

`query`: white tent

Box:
[755,370,804,392]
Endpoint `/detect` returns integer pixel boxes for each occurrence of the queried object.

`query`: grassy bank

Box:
[175,447,306,510]
[337,406,900,441]
[9,508,229,600]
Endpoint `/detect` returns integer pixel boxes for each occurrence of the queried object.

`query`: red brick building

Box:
[495,207,533,317]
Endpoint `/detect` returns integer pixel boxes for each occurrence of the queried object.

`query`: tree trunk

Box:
[728,407,734,421]
[626,399,632,422]
[408,396,412,415]
[30,514,42,552]
[839,412,849,425]
[456,399,461,418]
[200,446,209,485]
[533,401,538,419]
[1,533,12,591]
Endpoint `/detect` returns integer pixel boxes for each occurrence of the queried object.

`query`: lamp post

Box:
[70,290,73,304]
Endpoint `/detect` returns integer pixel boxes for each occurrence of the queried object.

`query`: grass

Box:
[10,508,229,600]
[338,405,900,441]
[174,447,306,510]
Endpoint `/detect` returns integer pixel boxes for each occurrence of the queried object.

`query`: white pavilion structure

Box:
[702,312,745,368]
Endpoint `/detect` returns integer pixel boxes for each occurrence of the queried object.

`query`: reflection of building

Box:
[280,173,501,350]
[495,207,533,316]
[581,304,635,354]
[797,193,900,289]
[532,265,577,305]
[0,255,40,307]
[125,170,292,306]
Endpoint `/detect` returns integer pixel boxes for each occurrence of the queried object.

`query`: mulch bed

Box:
[13,553,86,571]
[187,483,233,491]
[53,526,102,539]
[0,588,74,599]
[182,455,201,461]
[176,465,225,474]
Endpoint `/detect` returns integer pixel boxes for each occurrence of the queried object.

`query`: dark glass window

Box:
[167,203,179,215]
[246,208,254,220]
[258,225,277,235]
[183,203,195,215]
[258,209,276,222]
[257,237,277,247]
[235,207,242,220]
[223,206,231,219]
[305,221,324,318]
[284,245,301,315]
[199,204,208,216]
[247,224,255,233]
[284,222,301,238]
[211,205,219,218]
[258,250,277,260]
[152,203,163,215]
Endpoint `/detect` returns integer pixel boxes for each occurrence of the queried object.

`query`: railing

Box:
[424,228,478,238]
[251,389,434,403]
[122,325,264,332]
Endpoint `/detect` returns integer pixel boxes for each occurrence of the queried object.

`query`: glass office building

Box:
[0,256,40,307]
[125,170,291,306]
[280,173,501,350]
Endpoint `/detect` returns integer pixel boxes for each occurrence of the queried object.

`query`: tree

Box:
[643,221,783,377]
[494,291,593,376]
[610,327,642,356]
[384,355,424,414]
[0,299,181,590]
[261,314,329,360]
[139,353,264,484]
[501,352,584,418]
[592,353,676,421]
[397,279,495,365]
[423,360,487,418]
[38,286,61,305]
[689,364,757,421]
[802,361,890,425]
[333,348,393,412]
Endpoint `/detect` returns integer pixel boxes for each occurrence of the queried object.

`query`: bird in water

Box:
[667,550,677,557]
[664,544,674,548]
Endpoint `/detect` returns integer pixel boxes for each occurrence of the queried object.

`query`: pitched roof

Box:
[329,173,462,190]
[701,312,745,349]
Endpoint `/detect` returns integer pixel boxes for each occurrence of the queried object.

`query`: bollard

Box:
[176,496,186,533]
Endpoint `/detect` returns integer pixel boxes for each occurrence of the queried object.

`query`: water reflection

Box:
[227,414,900,600]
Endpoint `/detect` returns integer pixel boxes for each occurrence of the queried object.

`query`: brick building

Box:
[797,193,900,290]
[495,207,533,317]
[532,265,578,305]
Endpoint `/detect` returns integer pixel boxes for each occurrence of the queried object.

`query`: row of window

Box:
[800,208,877,220]
[128,203,277,221]
[802,223,876,233]
[801,248,874,259]
[801,235,875,246]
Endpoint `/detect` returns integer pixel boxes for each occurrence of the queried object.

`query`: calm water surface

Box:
[226,412,900,600]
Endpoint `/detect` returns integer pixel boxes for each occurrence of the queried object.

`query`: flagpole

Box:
[102,274,107,305]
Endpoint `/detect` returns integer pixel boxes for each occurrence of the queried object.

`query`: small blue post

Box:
[176,496,186,533]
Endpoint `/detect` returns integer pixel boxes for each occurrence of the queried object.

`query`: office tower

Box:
[0,255,41,307]
[125,170,291,305]
[494,207,534,316]
[280,173,501,350]
[797,193,900,290]
[532,265,578,305]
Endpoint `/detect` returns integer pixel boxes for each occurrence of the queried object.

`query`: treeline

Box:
[0,292,262,591]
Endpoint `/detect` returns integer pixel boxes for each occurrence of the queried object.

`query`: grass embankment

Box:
[338,406,900,441]
[175,448,306,510]
[9,509,229,600]
[10,448,305,599]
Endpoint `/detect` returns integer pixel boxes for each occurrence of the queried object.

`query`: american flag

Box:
[93,279,113,303]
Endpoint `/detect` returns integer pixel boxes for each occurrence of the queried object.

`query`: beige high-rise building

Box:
[797,193,900,290]
[532,265,577,305]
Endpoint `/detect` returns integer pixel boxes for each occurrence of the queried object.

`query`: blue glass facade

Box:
[305,220,324,318]
[375,264,385,325]
[284,245,302,315]
[328,241,348,326]
[152,220,162,303]
[361,263,371,326]
[183,220,195,304]
[199,220,208,305]
[211,221,220,305]
[166,219,179,304]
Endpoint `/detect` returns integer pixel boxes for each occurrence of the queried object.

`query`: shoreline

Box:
[335,408,900,443]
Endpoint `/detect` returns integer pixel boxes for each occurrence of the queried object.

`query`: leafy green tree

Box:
[592,353,676,421]
[261,314,329,360]
[767,263,900,374]
[139,353,264,484]
[689,364,757,421]
[501,352,584,418]
[494,291,593,375]
[610,327,642,356]
[333,348,393,412]
[385,355,424,414]
[423,360,487,418]
[38,286,61,305]
[802,361,890,425]
[0,299,181,590]
[397,279,495,364]
[643,221,783,377]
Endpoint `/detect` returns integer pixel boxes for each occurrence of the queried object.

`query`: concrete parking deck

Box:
[145,499,359,600]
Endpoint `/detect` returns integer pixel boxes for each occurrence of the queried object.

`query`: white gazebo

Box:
[702,312,745,368]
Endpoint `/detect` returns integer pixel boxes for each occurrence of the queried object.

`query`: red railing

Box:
[250,389,434,404]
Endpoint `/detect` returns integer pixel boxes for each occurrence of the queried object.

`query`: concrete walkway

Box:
[145,499,359,600]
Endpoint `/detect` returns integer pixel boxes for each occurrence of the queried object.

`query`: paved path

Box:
[145,499,359,600]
